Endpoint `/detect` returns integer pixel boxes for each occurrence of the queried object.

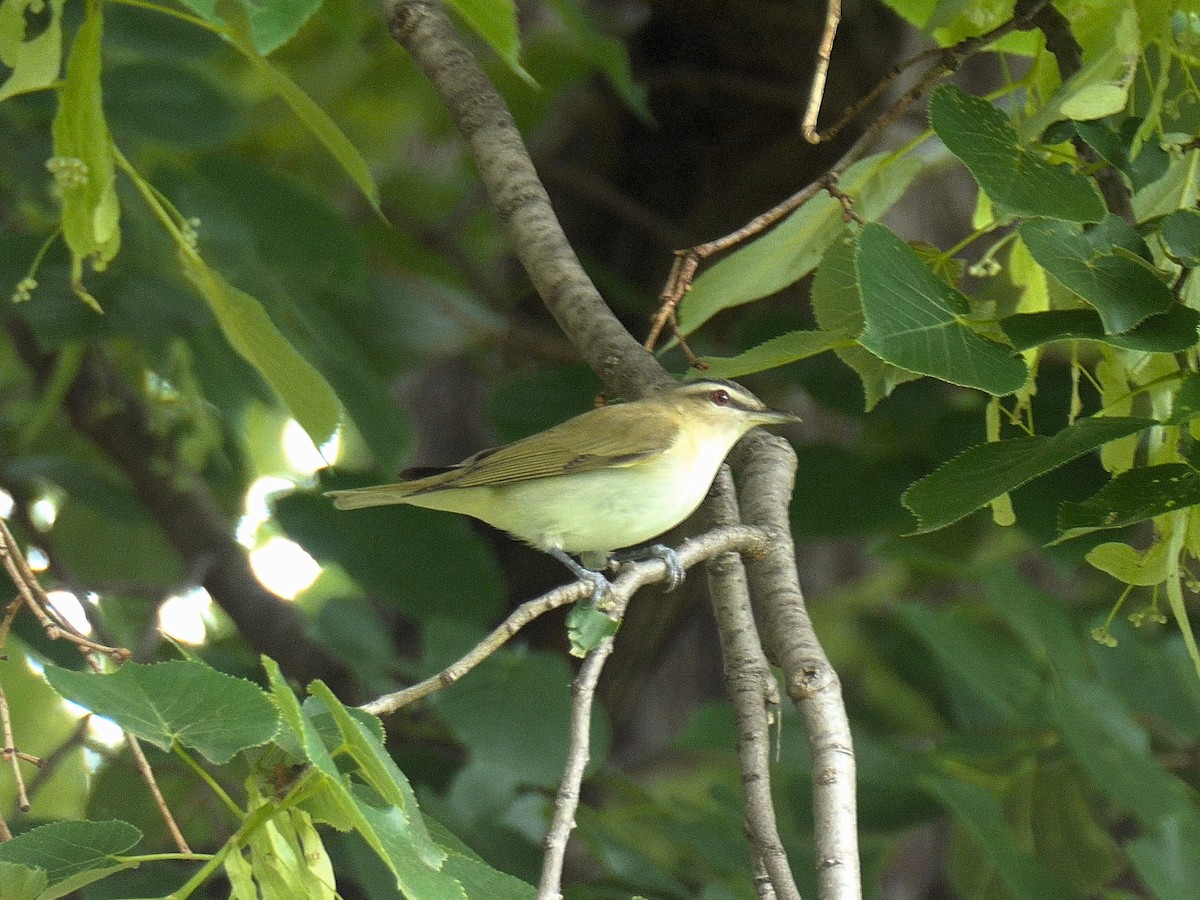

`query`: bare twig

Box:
[706,469,801,900]
[22,716,89,808]
[127,732,191,853]
[537,638,614,900]
[0,517,129,661]
[802,0,843,143]
[0,506,190,851]
[734,432,860,900]
[362,524,775,716]
[0,684,31,812]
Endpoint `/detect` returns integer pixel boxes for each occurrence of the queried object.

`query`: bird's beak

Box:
[757,408,802,426]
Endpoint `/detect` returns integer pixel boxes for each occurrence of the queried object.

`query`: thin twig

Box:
[0,510,190,851]
[0,517,129,661]
[22,716,89,807]
[802,0,843,143]
[706,469,800,900]
[361,524,774,716]
[127,733,191,853]
[0,684,31,812]
[537,638,614,900]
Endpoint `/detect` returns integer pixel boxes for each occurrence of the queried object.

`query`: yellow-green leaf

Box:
[181,252,341,446]
[50,0,120,301]
[0,0,67,102]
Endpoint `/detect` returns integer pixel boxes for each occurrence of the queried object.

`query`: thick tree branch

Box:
[7,321,357,697]
[733,432,861,900]
[706,468,801,900]
[383,0,671,400]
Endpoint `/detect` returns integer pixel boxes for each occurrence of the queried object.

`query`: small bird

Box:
[326,378,799,599]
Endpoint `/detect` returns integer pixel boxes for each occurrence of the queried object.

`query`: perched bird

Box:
[326,378,799,599]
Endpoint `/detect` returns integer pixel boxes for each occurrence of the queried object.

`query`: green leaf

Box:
[1161,207,1200,266]
[44,660,279,764]
[447,0,535,86]
[1132,148,1200,221]
[695,329,849,378]
[104,60,243,151]
[1000,306,1200,353]
[180,251,341,447]
[929,84,1106,223]
[1018,5,1138,139]
[1029,759,1123,895]
[540,0,649,123]
[1056,677,1199,827]
[677,153,922,337]
[1127,814,1200,900]
[50,0,120,303]
[1019,217,1175,334]
[898,604,1042,725]
[0,861,45,900]
[902,416,1155,533]
[174,0,321,55]
[0,820,140,897]
[263,660,467,898]
[811,232,919,409]
[308,681,442,869]
[855,223,1028,395]
[431,648,608,789]
[202,8,380,211]
[0,0,66,102]
[426,819,536,899]
[1056,463,1200,541]
[566,603,619,656]
[922,776,1075,900]
[1086,540,1173,587]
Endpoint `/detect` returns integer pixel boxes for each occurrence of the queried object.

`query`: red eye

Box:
[711,389,730,406]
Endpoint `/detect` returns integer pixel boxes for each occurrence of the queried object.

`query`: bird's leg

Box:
[548,548,612,604]
[610,544,686,592]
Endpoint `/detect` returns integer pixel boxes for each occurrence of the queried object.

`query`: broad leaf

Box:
[1020,217,1174,334]
[44,660,279,764]
[696,328,849,378]
[677,153,921,337]
[174,0,321,55]
[51,0,119,307]
[1018,5,1138,138]
[1057,463,1200,541]
[903,416,1155,532]
[1056,677,1200,827]
[811,232,919,409]
[0,820,140,897]
[929,84,1106,223]
[0,861,46,900]
[856,223,1028,395]
[922,776,1076,900]
[1000,306,1200,353]
[180,251,341,447]
[446,0,535,86]
[0,0,66,101]
[1161,208,1200,266]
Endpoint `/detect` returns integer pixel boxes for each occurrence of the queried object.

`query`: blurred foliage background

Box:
[1,0,1199,897]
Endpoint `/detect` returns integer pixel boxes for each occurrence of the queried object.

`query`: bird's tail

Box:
[324,483,422,510]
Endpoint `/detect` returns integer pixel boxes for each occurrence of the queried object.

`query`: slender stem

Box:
[537,639,614,900]
[174,744,242,819]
